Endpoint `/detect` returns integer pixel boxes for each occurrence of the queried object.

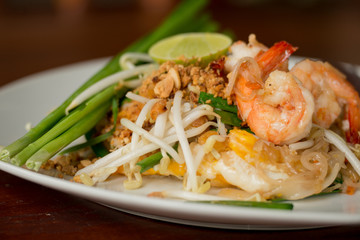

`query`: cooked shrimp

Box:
[291,59,360,144]
[225,34,268,73]
[246,70,314,144]
[231,41,314,144]
[224,35,293,97]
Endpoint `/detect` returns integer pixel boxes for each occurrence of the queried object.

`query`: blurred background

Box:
[0,0,359,87]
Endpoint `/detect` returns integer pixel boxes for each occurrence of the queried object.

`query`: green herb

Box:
[198,92,237,113]
[85,129,110,157]
[213,109,243,127]
[198,92,254,133]
[198,91,243,127]
[313,189,341,197]
[137,143,179,173]
[194,200,293,210]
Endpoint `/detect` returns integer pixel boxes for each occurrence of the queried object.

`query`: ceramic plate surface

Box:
[1,58,360,230]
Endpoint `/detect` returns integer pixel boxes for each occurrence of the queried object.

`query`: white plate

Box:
[1,58,360,230]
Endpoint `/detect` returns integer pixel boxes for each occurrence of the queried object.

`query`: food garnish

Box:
[149,32,232,65]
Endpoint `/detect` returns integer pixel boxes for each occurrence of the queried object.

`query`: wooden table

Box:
[1,0,359,239]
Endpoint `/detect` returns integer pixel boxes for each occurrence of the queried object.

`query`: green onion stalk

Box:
[10,84,120,167]
[1,0,218,170]
[137,143,179,173]
[60,92,122,156]
[193,200,294,210]
[26,100,112,171]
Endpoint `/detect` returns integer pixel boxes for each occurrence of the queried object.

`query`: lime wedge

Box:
[148,32,232,65]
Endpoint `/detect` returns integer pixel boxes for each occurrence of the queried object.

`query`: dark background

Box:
[1,0,360,239]
[1,0,360,87]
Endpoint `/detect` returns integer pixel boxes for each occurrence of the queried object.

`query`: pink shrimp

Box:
[231,41,315,144]
[291,59,360,144]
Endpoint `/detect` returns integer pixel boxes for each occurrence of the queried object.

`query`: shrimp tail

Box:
[346,103,360,144]
[256,41,298,79]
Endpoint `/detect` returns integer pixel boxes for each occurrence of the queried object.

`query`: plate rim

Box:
[1,160,360,229]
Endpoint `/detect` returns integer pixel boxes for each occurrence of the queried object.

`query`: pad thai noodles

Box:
[22,34,360,202]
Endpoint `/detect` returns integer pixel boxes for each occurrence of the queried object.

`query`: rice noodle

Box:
[300,151,328,180]
[323,128,360,176]
[240,127,348,200]
[322,163,341,189]
[289,139,314,151]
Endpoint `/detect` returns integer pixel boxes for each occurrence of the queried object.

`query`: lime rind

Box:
[149,32,232,65]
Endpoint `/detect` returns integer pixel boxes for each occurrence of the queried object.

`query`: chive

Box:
[198,92,254,131]
[85,89,133,157]
[25,100,112,171]
[59,90,123,155]
[137,143,179,173]
[194,200,293,210]
[198,92,238,113]
[10,84,119,167]
[0,0,213,163]
[85,129,109,157]
[272,188,342,202]
[311,189,341,197]
[214,109,243,127]
[137,152,163,173]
